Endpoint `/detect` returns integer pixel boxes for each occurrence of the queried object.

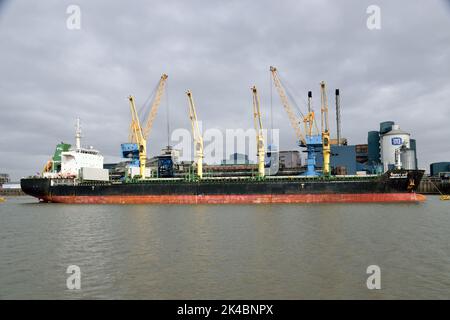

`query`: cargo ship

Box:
[20,75,426,204]
[20,119,425,204]
[21,169,425,204]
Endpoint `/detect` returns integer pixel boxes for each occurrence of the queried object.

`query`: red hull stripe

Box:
[44,193,426,204]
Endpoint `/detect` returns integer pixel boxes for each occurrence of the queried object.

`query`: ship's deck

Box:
[96,174,382,186]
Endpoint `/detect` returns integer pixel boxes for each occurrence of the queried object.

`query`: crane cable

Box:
[269,71,273,146]
[128,81,159,143]
[165,80,170,147]
[139,81,160,125]
[278,73,320,136]
[277,76,305,119]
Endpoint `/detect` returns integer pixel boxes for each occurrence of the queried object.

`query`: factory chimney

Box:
[308,91,312,113]
[335,89,341,146]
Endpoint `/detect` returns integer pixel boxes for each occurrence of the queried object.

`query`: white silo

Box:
[400,148,417,170]
[380,124,410,171]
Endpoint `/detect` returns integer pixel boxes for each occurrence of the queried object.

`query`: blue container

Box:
[121,143,139,159]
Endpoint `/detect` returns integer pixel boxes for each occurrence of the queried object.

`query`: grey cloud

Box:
[1,0,449,179]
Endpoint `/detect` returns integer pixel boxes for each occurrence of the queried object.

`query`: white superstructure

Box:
[60,119,105,178]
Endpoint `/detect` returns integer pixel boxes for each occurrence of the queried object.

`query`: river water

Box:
[0,196,449,299]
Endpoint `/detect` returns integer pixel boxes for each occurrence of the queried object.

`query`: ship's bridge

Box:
[61,147,104,177]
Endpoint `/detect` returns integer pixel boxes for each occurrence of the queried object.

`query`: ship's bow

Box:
[20,178,51,201]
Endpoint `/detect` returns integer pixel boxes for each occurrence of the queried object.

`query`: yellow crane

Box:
[270,66,322,176]
[186,90,204,179]
[320,81,331,176]
[251,86,265,178]
[123,74,168,179]
[128,95,147,178]
[129,74,168,143]
[304,91,320,138]
[269,66,306,145]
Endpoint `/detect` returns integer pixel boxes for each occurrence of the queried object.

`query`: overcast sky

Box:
[1,0,450,180]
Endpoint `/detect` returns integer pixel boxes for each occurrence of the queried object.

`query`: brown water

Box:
[0,196,449,299]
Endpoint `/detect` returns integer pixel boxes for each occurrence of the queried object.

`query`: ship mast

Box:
[75,118,81,150]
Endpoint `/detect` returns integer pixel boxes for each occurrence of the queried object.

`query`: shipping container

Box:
[79,167,109,181]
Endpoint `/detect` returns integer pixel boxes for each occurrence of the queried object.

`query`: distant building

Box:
[430,162,450,177]
[177,160,194,173]
[1,183,21,189]
[0,173,10,186]
[160,146,180,164]
[222,153,251,165]
[279,150,301,169]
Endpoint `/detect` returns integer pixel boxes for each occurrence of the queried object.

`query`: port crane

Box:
[129,74,168,143]
[251,86,265,178]
[320,81,331,176]
[270,66,322,176]
[270,66,305,145]
[127,95,147,178]
[121,74,168,177]
[186,90,204,179]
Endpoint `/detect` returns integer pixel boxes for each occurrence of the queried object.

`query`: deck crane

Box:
[127,95,147,178]
[270,66,322,176]
[320,81,331,176]
[251,86,265,178]
[269,66,305,145]
[129,74,168,143]
[303,90,322,176]
[186,90,204,179]
[122,74,168,175]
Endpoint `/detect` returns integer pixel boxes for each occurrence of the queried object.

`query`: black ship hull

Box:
[21,169,425,204]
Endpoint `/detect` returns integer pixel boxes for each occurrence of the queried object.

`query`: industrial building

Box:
[278,150,301,169]
[315,120,418,175]
[0,173,23,196]
[315,144,368,175]
[1,182,21,189]
[160,146,180,164]
[430,162,450,178]
[221,153,252,165]
[367,121,418,173]
[0,173,10,185]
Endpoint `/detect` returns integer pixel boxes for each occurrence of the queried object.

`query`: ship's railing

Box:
[76,181,112,186]
[264,174,379,180]
[120,174,381,184]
